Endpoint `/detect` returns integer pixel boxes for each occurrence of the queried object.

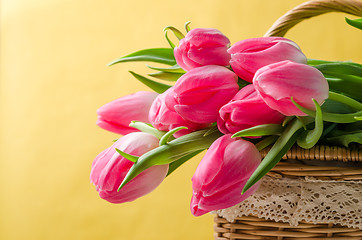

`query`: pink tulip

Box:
[149,88,208,137]
[174,28,231,71]
[90,132,168,203]
[191,134,261,216]
[217,84,285,134]
[228,37,307,82]
[96,91,158,135]
[165,65,239,123]
[253,60,329,116]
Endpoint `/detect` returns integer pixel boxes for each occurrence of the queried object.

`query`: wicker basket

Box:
[214,0,362,239]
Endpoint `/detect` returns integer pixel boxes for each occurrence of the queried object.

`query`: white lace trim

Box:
[216,176,362,229]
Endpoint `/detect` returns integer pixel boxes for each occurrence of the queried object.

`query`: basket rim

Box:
[261,145,361,162]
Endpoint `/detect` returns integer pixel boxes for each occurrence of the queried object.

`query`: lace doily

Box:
[216,176,362,229]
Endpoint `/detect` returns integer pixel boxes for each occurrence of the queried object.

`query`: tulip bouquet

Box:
[91,19,362,216]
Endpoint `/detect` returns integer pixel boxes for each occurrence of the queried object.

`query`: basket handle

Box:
[265,0,362,37]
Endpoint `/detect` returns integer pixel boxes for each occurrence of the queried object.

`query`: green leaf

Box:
[242,119,305,194]
[328,91,362,110]
[315,63,362,78]
[327,132,362,147]
[148,71,184,81]
[129,121,166,139]
[282,116,295,127]
[115,148,139,162]
[291,97,362,123]
[159,126,187,146]
[296,100,323,149]
[322,98,355,114]
[147,64,185,73]
[314,63,362,101]
[118,128,223,191]
[345,17,362,30]
[320,123,338,139]
[296,116,308,130]
[163,26,185,40]
[129,71,171,93]
[203,125,219,137]
[167,150,202,177]
[327,77,362,102]
[232,124,283,138]
[108,48,176,66]
[184,21,191,33]
[164,30,176,49]
[255,135,279,151]
[307,58,334,66]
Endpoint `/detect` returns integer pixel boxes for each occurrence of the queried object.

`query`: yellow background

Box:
[1,0,361,239]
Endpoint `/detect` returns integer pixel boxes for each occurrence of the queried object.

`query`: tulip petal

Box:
[191,135,262,215]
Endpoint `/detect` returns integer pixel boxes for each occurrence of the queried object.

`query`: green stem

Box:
[255,136,279,151]
[118,129,223,191]
[166,150,203,177]
[242,119,304,194]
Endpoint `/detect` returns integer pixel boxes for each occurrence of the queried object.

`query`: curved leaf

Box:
[184,21,191,33]
[115,148,139,163]
[327,131,362,147]
[147,64,185,73]
[167,150,202,177]
[159,126,187,146]
[232,124,283,138]
[326,77,362,102]
[328,91,362,110]
[148,71,183,81]
[129,121,166,139]
[118,129,223,191]
[242,119,304,194]
[345,17,362,30]
[129,71,171,93]
[291,97,362,123]
[255,135,279,151]
[315,63,362,77]
[108,48,176,66]
[164,30,176,49]
[297,100,323,149]
[163,26,185,40]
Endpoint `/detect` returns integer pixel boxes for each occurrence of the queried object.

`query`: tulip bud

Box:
[191,134,261,216]
[174,28,231,71]
[217,84,285,134]
[96,91,158,135]
[90,132,168,203]
[165,65,239,123]
[228,37,307,82]
[149,88,208,137]
[253,60,329,116]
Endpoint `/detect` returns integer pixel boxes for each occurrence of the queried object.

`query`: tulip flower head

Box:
[96,91,158,135]
[149,88,209,137]
[253,60,329,116]
[218,84,285,134]
[165,65,239,123]
[191,134,262,216]
[174,28,231,71]
[90,132,169,203]
[228,37,307,82]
